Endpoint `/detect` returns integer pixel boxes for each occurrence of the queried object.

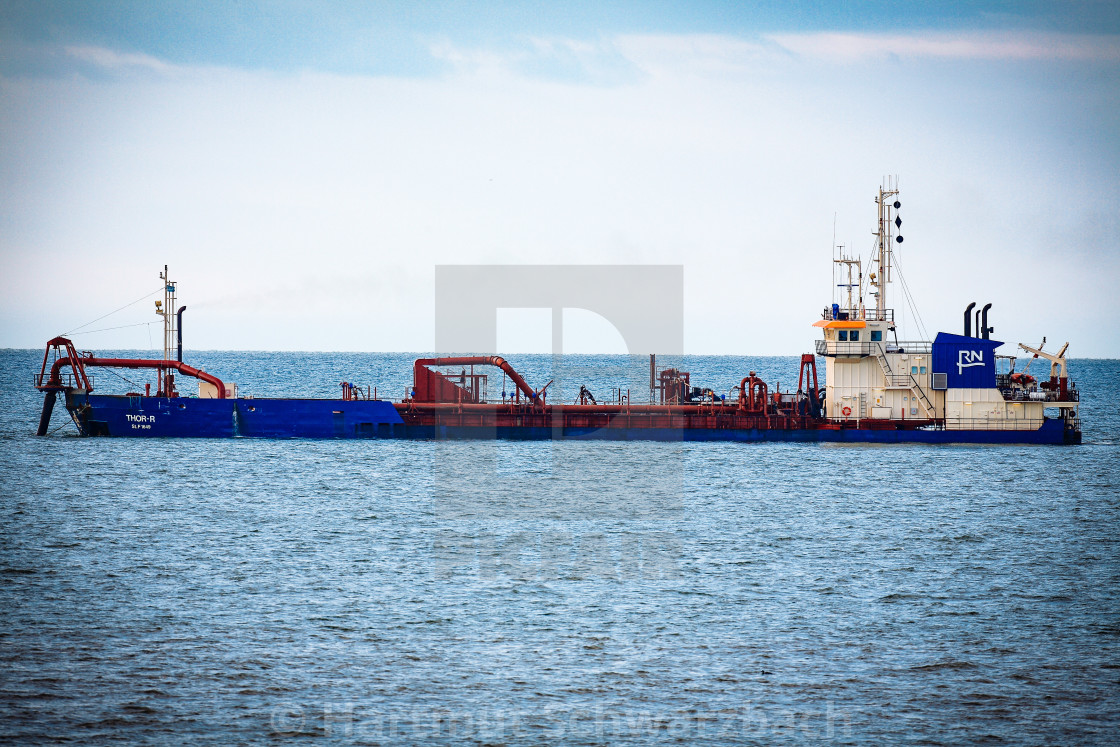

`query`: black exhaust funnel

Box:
[964,302,976,336]
[177,306,187,362]
[980,303,993,340]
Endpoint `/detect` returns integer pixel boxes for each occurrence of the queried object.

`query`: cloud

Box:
[64,45,178,74]
[612,34,775,78]
[767,31,1120,63]
[428,35,644,86]
[428,30,1120,87]
[428,33,781,83]
[48,30,1120,87]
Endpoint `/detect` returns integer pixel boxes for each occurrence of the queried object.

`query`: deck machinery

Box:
[34,184,1081,444]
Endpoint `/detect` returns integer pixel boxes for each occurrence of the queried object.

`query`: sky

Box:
[1,1,1118,356]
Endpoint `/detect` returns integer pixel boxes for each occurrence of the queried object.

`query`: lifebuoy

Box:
[842,406,852,417]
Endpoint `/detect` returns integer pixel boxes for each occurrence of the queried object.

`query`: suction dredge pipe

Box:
[45,356,227,398]
[36,390,58,436]
[413,356,538,401]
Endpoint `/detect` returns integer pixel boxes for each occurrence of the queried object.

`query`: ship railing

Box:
[815,339,932,358]
[820,307,895,322]
[941,417,1052,431]
[999,389,1080,403]
[34,371,94,389]
[815,340,872,357]
[882,341,932,354]
[884,374,916,387]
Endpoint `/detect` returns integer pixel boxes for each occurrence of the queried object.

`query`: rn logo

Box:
[957,349,984,375]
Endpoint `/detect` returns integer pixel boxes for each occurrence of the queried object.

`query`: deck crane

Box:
[1018,342,1069,380]
[1021,337,1045,376]
[1018,341,1071,399]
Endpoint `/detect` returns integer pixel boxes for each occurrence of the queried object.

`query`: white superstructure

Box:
[814,182,1079,434]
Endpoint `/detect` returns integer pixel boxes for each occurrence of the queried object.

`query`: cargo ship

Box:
[34,183,1081,444]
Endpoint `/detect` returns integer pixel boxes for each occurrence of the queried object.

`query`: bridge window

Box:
[838,330,848,341]
[870,330,882,341]
[911,365,918,374]
[849,330,860,341]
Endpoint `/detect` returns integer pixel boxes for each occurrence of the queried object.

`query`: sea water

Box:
[1,350,1117,744]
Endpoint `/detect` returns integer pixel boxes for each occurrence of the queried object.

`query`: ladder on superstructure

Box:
[873,346,935,416]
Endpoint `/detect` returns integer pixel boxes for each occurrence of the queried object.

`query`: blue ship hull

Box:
[64,393,1078,444]
[67,392,405,439]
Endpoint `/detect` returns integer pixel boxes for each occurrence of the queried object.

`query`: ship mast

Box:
[156,265,176,395]
[833,247,862,313]
[870,178,901,319]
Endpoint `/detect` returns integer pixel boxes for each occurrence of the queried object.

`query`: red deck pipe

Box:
[738,375,769,414]
[413,356,537,402]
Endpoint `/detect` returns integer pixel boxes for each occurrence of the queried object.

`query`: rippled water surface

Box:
[2,350,1118,744]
